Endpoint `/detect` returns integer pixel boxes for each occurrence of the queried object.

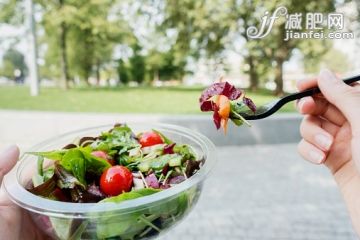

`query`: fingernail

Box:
[315,134,332,150]
[309,150,324,164]
[320,69,337,82]
[297,98,306,113]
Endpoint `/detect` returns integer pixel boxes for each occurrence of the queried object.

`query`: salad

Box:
[25,124,203,239]
[199,80,257,133]
[28,124,202,203]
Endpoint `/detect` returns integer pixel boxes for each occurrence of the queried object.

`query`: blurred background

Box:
[0,0,359,113]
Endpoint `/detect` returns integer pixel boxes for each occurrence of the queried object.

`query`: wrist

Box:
[333,160,359,190]
[333,160,360,235]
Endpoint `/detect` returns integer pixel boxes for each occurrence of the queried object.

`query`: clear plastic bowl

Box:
[4,123,217,240]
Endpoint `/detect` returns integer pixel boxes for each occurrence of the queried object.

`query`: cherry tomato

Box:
[91,151,115,165]
[100,166,133,196]
[139,131,164,147]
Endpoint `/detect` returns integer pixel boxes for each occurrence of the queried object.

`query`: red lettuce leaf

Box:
[54,163,85,189]
[199,82,242,106]
[199,81,243,129]
[200,100,216,112]
[185,160,201,177]
[213,110,221,129]
[162,163,169,175]
[163,143,176,154]
[243,97,257,113]
[52,187,70,202]
[169,175,186,185]
[27,175,57,197]
[80,183,106,203]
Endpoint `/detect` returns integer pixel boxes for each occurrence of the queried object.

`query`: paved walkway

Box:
[0,110,357,239]
[160,145,357,240]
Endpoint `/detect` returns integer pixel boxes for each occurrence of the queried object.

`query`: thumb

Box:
[318,69,360,135]
[0,145,19,183]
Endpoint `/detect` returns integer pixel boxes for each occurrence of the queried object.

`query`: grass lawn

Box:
[0,86,295,113]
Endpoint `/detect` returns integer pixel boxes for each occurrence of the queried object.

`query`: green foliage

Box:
[0,59,15,79]
[128,44,146,83]
[0,49,28,79]
[0,0,24,25]
[1,0,338,92]
[0,85,296,113]
[227,0,335,94]
[117,59,129,84]
[37,0,135,84]
[304,48,352,74]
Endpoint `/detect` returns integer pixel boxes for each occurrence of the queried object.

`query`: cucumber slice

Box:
[138,162,150,172]
[138,154,182,172]
[169,155,182,167]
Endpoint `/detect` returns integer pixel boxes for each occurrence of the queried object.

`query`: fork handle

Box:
[283,75,360,103]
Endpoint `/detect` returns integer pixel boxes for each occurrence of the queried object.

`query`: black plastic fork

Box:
[238,75,360,120]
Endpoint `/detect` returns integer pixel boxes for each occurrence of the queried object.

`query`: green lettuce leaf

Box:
[96,188,160,239]
[28,147,111,186]
[95,125,140,152]
[28,150,67,161]
[55,163,85,190]
[173,144,195,160]
[37,156,44,176]
[79,147,111,175]
[100,188,160,203]
[61,149,86,185]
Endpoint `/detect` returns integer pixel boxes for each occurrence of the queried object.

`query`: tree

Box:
[0,0,27,80]
[160,0,230,78]
[304,48,352,74]
[37,0,73,88]
[145,48,187,82]
[274,0,334,95]
[226,0,272,90]
[226,0,335,94]
[128,44,146,83]
[145,50,166,83]
[38,0,135,86]
[0,48,28,80]
[117,59,130,84]
[157,49,187,81]
[58,0,70,88]
[0,0,24,25]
